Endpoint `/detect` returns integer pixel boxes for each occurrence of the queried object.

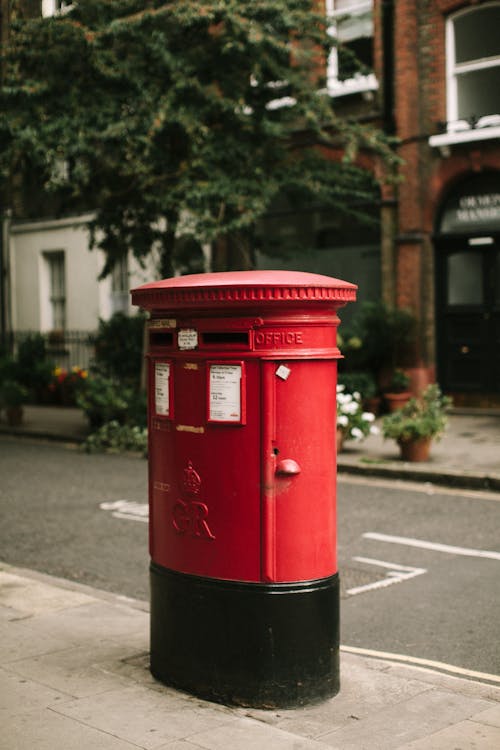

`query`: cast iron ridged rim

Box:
[133,284,356,308]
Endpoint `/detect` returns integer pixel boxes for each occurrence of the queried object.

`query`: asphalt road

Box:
[0,436,149,600]
[337,474,500,678]
[1,436,499,678]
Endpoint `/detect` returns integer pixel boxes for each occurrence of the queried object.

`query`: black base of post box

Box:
[150,562,340,708]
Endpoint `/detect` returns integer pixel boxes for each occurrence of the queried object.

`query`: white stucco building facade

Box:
[6,214,156,334]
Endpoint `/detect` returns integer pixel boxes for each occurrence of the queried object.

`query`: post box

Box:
[131,270,356,708]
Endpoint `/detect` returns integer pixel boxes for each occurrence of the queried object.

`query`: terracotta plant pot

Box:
[384,391,411,413]
[6,406,24,426]
[336,428,345,453]
[398,436,432,462]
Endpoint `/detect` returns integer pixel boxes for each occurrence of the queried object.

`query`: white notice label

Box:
[209,365,242,422]
[178,329,198,350]
[155,363,170,416]
[276,364,291,381]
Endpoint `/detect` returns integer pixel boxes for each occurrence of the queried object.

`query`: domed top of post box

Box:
[131,270,357,311]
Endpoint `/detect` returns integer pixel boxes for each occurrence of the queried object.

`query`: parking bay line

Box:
[100,500,149,523]
[346,557,427,596]
[363,532,500,560]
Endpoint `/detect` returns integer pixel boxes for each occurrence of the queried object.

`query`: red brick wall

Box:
[387,0,500,376]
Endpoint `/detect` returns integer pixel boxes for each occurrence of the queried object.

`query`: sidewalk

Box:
[0,404,90,444]
[1,562,499,750]
[337,410,500,492]
[1,405,500,491]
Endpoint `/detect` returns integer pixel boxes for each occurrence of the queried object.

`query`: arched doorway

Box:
[435,172,500,396]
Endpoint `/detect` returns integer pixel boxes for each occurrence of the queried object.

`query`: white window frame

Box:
[41,250,66,332]
[431,3,500,151]
[325,0,378,98]
[446,2,500,128]
[42,0,74,18]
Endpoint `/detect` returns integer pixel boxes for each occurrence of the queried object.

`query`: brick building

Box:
[380,0,500,403]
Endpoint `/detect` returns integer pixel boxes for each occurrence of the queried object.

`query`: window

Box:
[325,0,377,97]
[447,3,500,129]
[41,0,74,18]
[111,256,129,315]
[44,251,66,330]
[447,252,483,306]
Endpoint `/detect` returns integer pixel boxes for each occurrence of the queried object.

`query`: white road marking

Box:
[363,532,500,561]
[340,645,500,685]
[347,556,427,596]
[100,500,149,523]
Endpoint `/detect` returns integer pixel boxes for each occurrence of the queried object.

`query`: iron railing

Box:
[8,330,97,371]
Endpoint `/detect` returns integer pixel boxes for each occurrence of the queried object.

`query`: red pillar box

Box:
[131,271,356,708]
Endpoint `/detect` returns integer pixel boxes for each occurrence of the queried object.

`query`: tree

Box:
[0,0,397,277]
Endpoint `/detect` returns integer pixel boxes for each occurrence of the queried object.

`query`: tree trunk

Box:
[158,211,178,279]
[212,231,255,272]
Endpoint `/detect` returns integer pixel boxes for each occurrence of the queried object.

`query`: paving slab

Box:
[0,570,95,615]
[246,660,433,738]
[182,716,331,750]
[0,666,70,717]
[395,718,500,749]
[9,599,148,645]
[0,617,67,663]
[54,685,237,750]
[3,707,139,750]
[317,688,493,748]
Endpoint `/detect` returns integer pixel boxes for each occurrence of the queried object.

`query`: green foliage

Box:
[15,334,55,393]
[337,371,377,399]
[0,355,18,383]
[0,0,398,275]
[93,313,145,387]
[82,420,147,455]
[76,374,146,429]
[0,379,28,407]
[382,384,452,443]
[340,302,416,375]
[78,314,146,440]
[387,368,410,393]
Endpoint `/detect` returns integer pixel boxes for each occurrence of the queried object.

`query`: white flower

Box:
[351,427,364,440]
[336,384,346,393]
[362,412,375,422]
[370,425,380,435]
[337,392,352,405]
[345,401,359,415]
[353,391,361,401]
[338,415,349,427]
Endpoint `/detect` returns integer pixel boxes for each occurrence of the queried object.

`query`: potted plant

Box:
[336,385,379,451]
[0,380,29,426]
[384,368,411,412]
[382,384,452,462]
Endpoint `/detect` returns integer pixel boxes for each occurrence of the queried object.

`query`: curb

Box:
[0,427,86,444]
[337,460,500,492]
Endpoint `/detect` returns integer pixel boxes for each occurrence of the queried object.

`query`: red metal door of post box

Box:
[261,359,337,584]
[149,356,263,583]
